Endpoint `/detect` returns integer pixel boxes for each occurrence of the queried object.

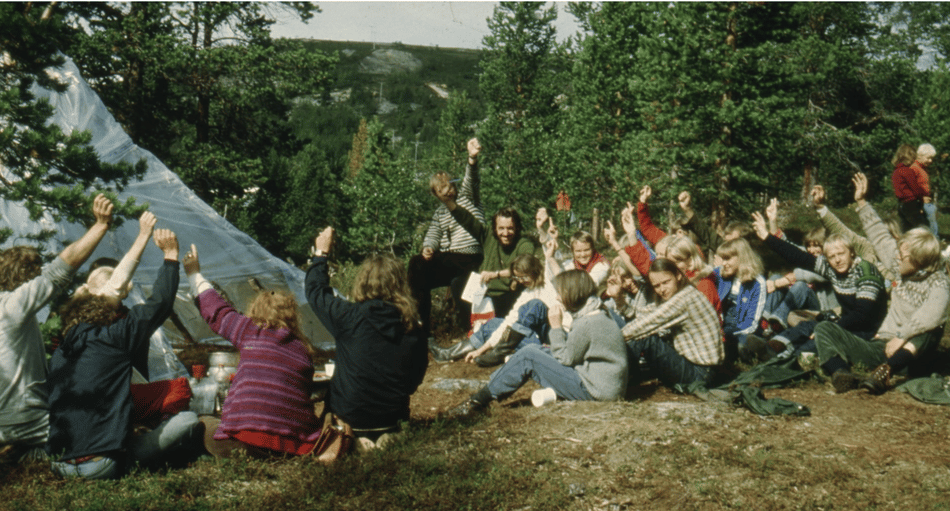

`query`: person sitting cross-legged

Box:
[47,228,202,480]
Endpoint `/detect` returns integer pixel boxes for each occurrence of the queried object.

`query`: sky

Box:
[270,1,584,49]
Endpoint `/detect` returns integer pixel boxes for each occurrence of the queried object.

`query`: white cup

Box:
[324,363,335,377]
[531,387,557,407]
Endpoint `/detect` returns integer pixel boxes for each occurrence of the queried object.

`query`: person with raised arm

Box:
[749,210,888,364]
[542,219,609,287]
[807,185,890,281]
[186,243,321,459]
[409,138,485,339]
[814,172,950,394]
[306,227,428,443]
[47,228,201,479]
[0,194,114,464]
[432,176,541,320]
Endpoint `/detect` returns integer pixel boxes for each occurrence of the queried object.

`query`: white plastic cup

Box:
[531,388,557,407]
[324,363,335,377]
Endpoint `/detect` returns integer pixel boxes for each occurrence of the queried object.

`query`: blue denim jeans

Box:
[627,335,714,388]
[486,344,594,402]
[50,411,201,480]
[470,299,548,350]
[924,201,939,238]
[764,281,819,327]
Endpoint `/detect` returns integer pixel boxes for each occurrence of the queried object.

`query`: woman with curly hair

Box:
[306,227,428,443]
[185,243,321,458]
[47,228,201,480]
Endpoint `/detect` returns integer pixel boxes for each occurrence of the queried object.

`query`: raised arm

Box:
[59,193,114,269]
[812,185,877,264]
[753,211,819,271]
[101,211,157,298]
[459,137,481,205]
[637,186,667,245]
[680,191,722,254]
[108,229,180,353]
[853,172,899,273]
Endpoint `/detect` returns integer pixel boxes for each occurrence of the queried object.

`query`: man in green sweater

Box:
[433,182,540,319]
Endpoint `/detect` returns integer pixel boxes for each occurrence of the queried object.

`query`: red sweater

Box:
[893,163,929,202]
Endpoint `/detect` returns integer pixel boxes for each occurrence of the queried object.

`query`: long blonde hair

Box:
[716,238,764,283]
[666,235,712,282]
[247,289,315,359]
[351,254,420,331]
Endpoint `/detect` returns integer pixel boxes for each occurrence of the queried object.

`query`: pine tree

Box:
[0,2,146,247]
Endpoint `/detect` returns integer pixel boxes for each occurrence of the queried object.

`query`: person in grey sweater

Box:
[446,270,628,418]
[0,194,114,464]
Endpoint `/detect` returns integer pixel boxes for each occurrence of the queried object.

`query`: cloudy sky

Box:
[270,1,583,49]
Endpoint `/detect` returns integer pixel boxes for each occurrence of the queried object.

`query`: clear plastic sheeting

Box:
[0,57,335,380]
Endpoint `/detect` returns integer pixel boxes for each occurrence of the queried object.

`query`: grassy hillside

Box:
[287,39,484,147]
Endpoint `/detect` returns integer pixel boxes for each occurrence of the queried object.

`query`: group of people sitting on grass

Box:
[0,139,944,480]
[0,196,427,478]
[415,140,948,418]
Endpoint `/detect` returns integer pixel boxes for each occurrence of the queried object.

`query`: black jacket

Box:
[46,261,179,460]
[305,257,427,430]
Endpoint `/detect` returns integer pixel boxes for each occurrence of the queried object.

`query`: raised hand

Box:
[543,238,557,259]
[153,229,179,260]
[639,185,652,204]
[547,218,559,241]
[91,193,114,227]
[852,172,868,205]
[810,185,826,208]
[620,202,636,239]
[467,137,481,159]
[314,226,334,255]
[751,212,769,241]
[535,207,549,232]
[183,244,200,276]
[603,220,619,249]
[765,197,779,234]
[138,211,157,239]
[677,191,692,213]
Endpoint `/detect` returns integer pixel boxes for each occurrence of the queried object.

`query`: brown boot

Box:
[860,363,891,395]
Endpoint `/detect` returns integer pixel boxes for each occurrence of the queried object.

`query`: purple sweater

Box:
[197,289,320,443]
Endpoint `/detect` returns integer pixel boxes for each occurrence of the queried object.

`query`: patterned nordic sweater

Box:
[422,162,483,254]
[765,234,887,338]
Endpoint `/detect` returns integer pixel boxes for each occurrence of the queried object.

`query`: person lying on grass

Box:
[446,270,628,418]
[185,244,321,459]
[430,253,567,367]
[47,228,202,480]
[622,258,725,389]
[814,174,950,395]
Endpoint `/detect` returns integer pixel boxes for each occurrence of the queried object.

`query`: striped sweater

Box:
[423,162,483,254]
[196,289,321,445]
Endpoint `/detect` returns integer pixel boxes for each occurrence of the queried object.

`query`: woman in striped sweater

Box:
[185,245,321,458]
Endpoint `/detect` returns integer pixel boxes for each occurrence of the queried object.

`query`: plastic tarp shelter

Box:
[0,57,335,381]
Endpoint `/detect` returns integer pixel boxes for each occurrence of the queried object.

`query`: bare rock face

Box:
[359,48,423,74]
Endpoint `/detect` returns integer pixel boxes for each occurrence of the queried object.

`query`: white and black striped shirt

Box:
[423,162,483,255]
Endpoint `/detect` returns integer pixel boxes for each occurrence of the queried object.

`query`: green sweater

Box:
[450,206,541,298]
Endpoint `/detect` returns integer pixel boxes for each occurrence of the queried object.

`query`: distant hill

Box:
[287,39,485,147]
